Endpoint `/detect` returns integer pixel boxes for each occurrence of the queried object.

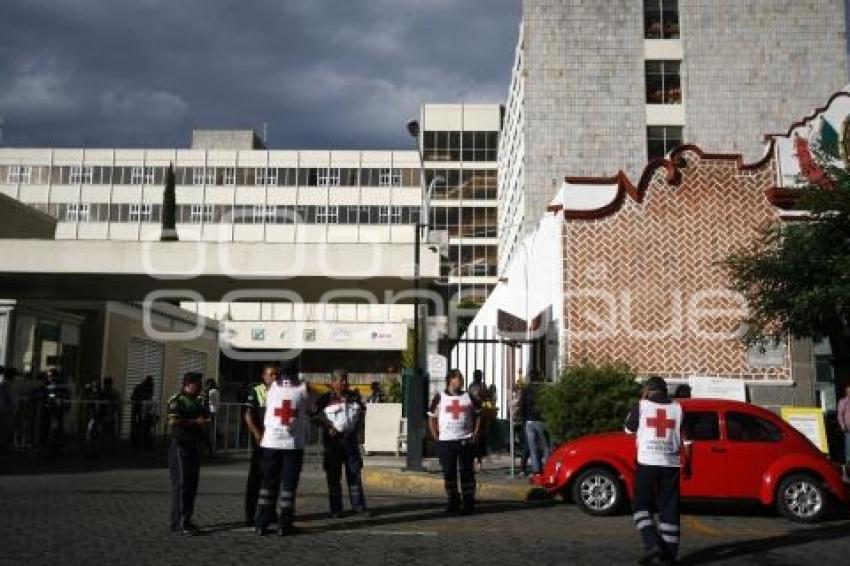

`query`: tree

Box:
[160,163,178,242]
[537,363,640,443]
[723,149,850,395]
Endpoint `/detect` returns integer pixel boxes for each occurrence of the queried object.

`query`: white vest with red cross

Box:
[261,380,310,450]
[636,399,683,467]
[436,392,474,441]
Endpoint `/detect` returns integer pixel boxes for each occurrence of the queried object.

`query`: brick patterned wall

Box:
[563,151,791,381]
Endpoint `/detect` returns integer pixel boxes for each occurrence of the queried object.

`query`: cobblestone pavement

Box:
[1,454,849,566]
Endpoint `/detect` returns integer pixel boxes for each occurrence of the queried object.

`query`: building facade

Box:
[498,0,848,275]
[0,104,501,388]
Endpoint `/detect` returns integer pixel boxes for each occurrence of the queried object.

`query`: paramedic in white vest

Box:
[254,367,312,536]
[312,368,368,517]
[428,369,481,514]
[624,376,692,566]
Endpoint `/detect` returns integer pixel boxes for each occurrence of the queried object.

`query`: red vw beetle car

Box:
[534,399,848,523]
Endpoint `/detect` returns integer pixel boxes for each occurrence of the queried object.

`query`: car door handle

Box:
[710,446,726,453]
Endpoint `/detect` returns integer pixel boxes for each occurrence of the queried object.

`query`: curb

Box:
[362,468,534,500]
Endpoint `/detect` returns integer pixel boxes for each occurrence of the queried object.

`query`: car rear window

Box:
[726,411,782,442]
[683,411,720,441]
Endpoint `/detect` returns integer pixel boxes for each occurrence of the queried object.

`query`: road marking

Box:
[337,529,438,537]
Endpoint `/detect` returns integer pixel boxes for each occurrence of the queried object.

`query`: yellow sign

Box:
[780,407,829,453]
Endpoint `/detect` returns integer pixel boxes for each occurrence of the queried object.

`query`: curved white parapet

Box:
[549,180,621,214]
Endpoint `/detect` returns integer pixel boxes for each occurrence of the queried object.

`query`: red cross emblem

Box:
[646,408,676,438]
[274,400,298,425]
[445,399,466,420]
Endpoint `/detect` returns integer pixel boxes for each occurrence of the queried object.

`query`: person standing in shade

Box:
[243,364,278,526]
[313,369,368,517]
[366,381,384,404]
[428,369,481,514]
[131,376,154,448]
[167,372,209,536]
[837,383,850,480]
[625,376,692,566]
[204,379,220,454]
[520,370,551,476]
[467,369,490,472]
[254,368,311,536]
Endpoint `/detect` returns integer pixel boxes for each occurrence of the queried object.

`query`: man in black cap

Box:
[167,372,209,536]
[625,376,692,566]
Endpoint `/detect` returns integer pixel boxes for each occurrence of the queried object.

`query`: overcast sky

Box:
[0,0,521,149]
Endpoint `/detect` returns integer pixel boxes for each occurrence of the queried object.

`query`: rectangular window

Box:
[315,205,339,224]
[318,168,341,187]
[647,126,683,160]
[8,165,32,184]
[379,168,402,187]
[190,204,212,223]
[65,203,90,222]
[255,168,278,186]
[193,167,214,186]
[252,204,276,223]
[644,0,679,39]
[69,166,94,184]
[129,204,153,223]
[378,206,391,224]
[131,166,145,185]
[645,60,681,104]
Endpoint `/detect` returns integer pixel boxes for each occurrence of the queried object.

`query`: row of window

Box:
[424,169,498,200]
[1,165,422,188]
[422,131,499,162]
[34,203,428,225]
[430,206,498,239]
[645,0,679,39]
[442,244,499,278]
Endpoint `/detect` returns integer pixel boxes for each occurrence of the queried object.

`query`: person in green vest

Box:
[167,372,209,536]
[243,363,278,526]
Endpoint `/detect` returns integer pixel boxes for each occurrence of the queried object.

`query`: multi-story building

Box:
[0,104,501,394]
[498,0,848,275]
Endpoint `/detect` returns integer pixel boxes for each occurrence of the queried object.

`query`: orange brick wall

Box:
[563,152,791,382]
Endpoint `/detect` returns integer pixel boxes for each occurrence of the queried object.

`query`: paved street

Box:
[1,453,849,565]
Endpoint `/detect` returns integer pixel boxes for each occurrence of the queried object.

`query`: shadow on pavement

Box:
[679,520,850,565]
[202,499,558,536]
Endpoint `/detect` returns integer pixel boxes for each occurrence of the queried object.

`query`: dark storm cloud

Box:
[0,0,520,149]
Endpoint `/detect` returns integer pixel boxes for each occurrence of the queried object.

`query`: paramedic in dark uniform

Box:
[428,369,481,514]
[254,368,311,536]
[313,368,368,517]
[243,363,278,526]
[167,372,209,536]
[624,376,692,566]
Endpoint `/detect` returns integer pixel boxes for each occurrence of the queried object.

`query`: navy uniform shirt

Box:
[167,392,209,443]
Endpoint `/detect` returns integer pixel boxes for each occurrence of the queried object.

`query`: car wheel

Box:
[776,473,828,523]
[571,467,622,516]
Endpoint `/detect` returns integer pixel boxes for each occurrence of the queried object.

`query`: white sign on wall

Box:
[428,354,448,380]
[689,377,747,402]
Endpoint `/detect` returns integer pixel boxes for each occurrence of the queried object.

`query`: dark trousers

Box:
[255,448,304,529]
[438,439,476,509]
[323,434,366,513]
[169,440,201,530]
[632,464,681,559]
[244,444,267,523]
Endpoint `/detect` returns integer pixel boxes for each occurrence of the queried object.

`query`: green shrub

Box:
[384,378,402,403]
[537,363,641,444]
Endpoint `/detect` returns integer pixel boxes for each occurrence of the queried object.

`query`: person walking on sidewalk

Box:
[313,369,368,518]
[254,368,311,537]
[428,369,481,514]
[167,372,209,536]
[520,370,550,476]
[243,363,277,526]
[625,376,692,566]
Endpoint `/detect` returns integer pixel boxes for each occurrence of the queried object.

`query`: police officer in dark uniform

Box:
[243,363,278,526]
[167,372,209,536]
[312,369,368,517]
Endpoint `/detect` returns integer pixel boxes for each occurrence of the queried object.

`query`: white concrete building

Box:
[0,103,501,388]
